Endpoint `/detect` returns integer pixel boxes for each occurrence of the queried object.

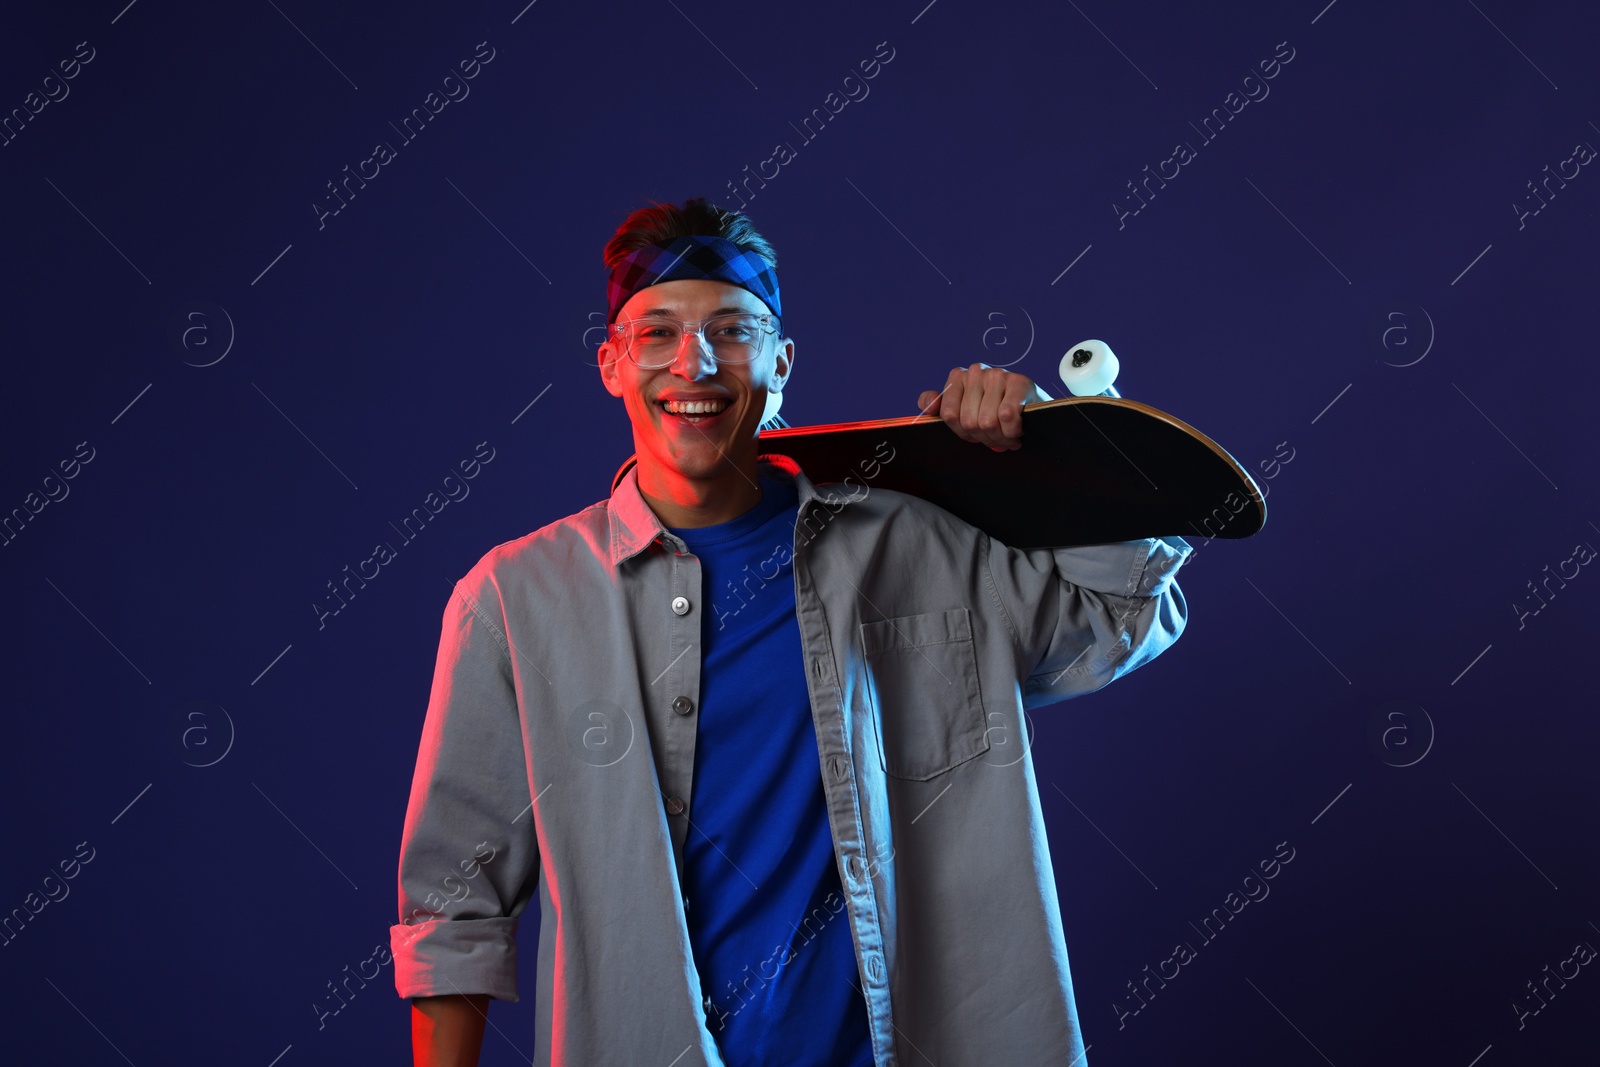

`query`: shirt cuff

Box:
[390,916,521,1001]
[1141,536,1193,596]
[1043,536,1192,599]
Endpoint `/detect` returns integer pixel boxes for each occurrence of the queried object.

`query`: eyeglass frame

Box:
[606,311,785,369]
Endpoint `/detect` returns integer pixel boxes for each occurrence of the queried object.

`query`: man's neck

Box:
[636,462,765,529]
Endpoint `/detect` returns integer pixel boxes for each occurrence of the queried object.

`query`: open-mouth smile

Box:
[656,397,734,424]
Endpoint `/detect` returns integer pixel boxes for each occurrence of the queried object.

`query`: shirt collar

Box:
[606,452,854,568]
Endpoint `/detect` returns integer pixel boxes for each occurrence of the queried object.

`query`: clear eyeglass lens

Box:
[621,314,772,368]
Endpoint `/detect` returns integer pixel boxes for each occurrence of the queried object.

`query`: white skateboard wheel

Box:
[761,389,784,427]
[1059,339,1120,397]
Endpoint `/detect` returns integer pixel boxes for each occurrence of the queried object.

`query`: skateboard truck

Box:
[1058,339,1121,399]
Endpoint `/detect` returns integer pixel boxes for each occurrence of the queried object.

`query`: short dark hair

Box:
[602,197,778,274]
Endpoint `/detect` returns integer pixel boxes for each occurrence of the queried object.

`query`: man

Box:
[393,197,1192,1065]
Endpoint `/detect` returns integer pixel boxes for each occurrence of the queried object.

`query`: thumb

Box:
[918,390,940,414]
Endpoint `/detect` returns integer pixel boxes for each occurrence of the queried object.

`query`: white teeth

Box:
[662,399,730,415]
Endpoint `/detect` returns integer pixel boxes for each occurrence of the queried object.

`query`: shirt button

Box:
[830,755,849,782]
[866,955,885,982]
[672,695,695,716]
[665,795,687,816]
[671,595,690,615]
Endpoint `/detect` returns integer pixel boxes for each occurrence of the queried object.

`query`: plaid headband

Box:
[606,235,781,325]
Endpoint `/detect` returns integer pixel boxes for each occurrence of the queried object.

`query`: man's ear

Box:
[770,337,795,393]
[598,342,624,398]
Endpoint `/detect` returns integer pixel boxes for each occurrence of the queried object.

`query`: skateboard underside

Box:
[751,396,1266,548]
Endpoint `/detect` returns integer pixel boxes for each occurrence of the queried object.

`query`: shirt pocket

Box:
[860,607,990,780]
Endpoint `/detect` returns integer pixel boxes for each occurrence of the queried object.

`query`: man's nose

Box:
[669,329,717,379]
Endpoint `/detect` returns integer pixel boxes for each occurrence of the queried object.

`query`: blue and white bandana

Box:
[606,235,781,326]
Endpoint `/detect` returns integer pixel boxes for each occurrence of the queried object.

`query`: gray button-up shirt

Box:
[391,451,1192,1066]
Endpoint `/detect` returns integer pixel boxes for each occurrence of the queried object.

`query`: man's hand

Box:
[916,363,1052,452]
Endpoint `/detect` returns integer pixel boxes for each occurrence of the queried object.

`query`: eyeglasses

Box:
[609,313,780,369]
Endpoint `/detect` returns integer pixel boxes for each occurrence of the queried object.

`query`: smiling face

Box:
[598,278,794,525]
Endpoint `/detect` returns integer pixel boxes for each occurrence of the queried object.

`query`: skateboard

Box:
[612,340,1266,548]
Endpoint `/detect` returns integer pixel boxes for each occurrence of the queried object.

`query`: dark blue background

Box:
[2,1,1595,1064]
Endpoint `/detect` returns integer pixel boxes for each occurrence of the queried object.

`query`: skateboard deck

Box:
[612,396,1266,548]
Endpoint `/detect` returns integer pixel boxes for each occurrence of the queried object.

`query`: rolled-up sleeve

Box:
[390,565,539,1001]
[984,533,1192,710]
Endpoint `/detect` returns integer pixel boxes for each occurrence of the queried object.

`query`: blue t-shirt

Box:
[666,475,874,1067]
